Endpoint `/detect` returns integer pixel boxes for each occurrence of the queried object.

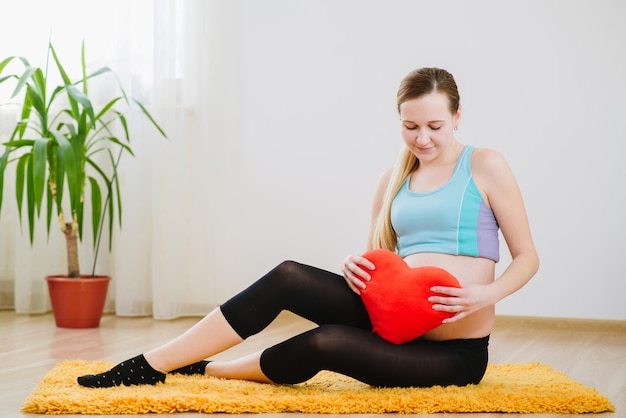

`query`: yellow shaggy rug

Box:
[22,360,614,414]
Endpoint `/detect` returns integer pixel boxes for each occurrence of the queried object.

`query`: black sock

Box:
[169,360,210,376]
[77,354,166,388]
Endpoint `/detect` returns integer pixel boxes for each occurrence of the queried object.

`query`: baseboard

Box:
[495,314,626,333]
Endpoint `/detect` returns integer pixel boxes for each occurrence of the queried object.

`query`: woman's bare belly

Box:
[402,252,496,341]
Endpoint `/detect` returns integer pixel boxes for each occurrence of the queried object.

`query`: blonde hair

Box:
[370,67,460,251]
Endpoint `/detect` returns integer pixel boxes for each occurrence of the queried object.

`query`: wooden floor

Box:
[1,311,624,417]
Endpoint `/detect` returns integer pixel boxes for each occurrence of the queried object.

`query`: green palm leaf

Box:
[0,41,166,276]
[32,137,48,215]
[88,176,102,248]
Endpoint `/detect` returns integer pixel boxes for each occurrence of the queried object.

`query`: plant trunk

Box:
[63,222,80,278]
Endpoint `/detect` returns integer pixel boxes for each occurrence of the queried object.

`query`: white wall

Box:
[210,0,626,320]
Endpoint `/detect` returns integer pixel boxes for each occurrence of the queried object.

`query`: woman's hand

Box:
[428,283,496,323]
[342,254,375,295]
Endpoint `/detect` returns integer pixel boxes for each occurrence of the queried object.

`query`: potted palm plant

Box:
[0,41,166,327]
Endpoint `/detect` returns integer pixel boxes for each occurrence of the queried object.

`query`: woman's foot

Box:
[169,360,210,376]
[77,354,166,388]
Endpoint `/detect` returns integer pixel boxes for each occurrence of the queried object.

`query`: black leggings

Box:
[219,260,489,388]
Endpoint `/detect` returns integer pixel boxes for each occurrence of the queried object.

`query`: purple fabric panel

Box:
[477,200,500,262]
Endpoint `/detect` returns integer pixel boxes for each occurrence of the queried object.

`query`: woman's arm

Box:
[477,148,539,302]
[430,148,539,322]
[342,168,393,294]
[366,168,394,251]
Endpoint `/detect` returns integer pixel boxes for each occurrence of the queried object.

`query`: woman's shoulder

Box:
[469,146,518,197]
[379,166,394,183]
[470,146,511,176]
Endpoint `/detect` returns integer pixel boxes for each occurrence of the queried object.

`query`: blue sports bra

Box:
[391,145,500,262]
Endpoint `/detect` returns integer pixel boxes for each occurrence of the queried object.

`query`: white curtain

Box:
[0,0,228,318]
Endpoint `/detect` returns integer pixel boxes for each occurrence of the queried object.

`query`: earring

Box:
[454,126,458,131]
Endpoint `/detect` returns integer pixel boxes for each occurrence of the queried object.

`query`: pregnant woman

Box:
[78,67,539,389]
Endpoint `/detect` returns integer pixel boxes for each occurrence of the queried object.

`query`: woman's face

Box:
[399,92,461,163]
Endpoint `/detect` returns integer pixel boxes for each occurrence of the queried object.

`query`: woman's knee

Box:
[264,325,350,361]
[272,260,305,278]
[305,325,351,354]
[260,325,350,384]
[265,260,317,292]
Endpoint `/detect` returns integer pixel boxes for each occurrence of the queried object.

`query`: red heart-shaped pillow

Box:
[359,249,461,344]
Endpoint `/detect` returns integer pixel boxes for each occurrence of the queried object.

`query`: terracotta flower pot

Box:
[45,275,111,328]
